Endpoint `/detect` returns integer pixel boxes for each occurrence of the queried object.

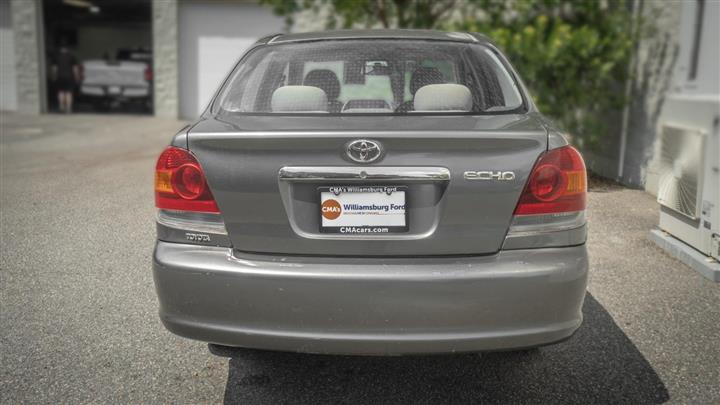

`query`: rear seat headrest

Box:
[271,86,328,112]
[413,84,472,112]
[410,67,445,95]
[304,70,340,101]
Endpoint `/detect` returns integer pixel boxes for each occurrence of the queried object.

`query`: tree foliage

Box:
[261,0,461,29]
[461,1,636,149]
[261,0,638,149]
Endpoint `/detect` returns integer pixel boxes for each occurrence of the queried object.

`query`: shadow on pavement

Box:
[215,294,669,404]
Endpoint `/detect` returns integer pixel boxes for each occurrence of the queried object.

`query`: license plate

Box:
[107,86,121,95]
[319,186,408,234]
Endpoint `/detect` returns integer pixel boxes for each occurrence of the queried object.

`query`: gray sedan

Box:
[152,29,588,355]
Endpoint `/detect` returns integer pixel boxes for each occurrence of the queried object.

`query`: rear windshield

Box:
[214,40,525,116]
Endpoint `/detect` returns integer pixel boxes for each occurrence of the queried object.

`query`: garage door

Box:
[178,1,284,119]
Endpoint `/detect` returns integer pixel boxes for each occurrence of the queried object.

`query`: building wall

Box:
[669,0,720,96]
[9,0,43,114]
[544,1,715,191]
[0,0,17,111]
[645,0,720,196]
[618,0,683,188]
[152,0,179,118]
[579,1,682,188]
[177,0,284,119]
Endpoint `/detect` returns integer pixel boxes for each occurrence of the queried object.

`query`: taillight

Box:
[144,66,153,82]
[514,146,586,216]
[155,146,219,213]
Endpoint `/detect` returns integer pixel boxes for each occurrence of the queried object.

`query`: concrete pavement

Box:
[1,113,718,404]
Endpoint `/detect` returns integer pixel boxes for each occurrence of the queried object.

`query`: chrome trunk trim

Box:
[278,166,451,182]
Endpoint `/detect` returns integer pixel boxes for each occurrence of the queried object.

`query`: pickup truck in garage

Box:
[79,48,153,112]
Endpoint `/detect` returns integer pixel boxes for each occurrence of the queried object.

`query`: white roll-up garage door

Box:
[178,1,284,119]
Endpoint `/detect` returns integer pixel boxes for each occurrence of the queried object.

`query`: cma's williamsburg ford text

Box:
[152,30,589,355]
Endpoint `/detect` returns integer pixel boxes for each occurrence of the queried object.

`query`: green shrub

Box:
[263,0,638,149]
[458,1,636,149]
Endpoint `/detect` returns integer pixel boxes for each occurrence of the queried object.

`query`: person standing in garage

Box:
[51,43,80,114]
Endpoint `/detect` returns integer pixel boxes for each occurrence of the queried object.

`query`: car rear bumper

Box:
[80,85,149,98]
[153,241,588,355]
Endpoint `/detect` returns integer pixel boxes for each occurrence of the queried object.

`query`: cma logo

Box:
[321,199,342,220]
[464,171,516,181]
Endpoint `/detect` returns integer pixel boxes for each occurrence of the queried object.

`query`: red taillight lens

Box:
[144,67,153,82]
[155,146,219,213]
[514,146,586,216]
[174,164,205,199]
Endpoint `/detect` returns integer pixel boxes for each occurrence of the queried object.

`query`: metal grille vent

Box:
[657,124,705,220]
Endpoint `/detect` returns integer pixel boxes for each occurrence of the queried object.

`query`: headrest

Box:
[271,86,328,112]
[410,67,445,95]
[304,69,340,101]
[413,84,472,112]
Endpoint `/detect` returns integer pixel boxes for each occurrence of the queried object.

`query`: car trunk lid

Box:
[188,114,547,256]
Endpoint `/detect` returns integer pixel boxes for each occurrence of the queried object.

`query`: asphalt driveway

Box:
[1,113,718,404]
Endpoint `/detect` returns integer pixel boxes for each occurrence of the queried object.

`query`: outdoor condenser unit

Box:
[652,97,720,281]
[657,124,705,221]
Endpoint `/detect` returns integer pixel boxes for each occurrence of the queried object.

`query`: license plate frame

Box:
[318,186,409,234]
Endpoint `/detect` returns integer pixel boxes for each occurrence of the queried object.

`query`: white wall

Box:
[178,1,285,119]
[645,0,720,196]
[670,0,720,96]
[0,0,17,111]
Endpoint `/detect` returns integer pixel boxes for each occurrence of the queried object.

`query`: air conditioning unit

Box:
[651,98,720,281]
[657,124,705,221]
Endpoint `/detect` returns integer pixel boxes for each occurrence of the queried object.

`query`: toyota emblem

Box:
[346,139,383,163]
